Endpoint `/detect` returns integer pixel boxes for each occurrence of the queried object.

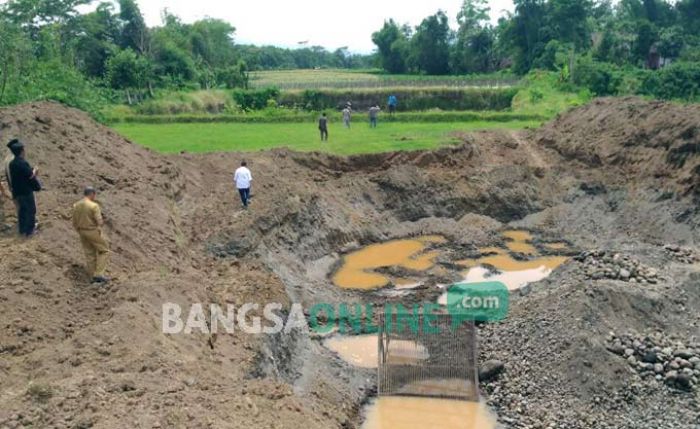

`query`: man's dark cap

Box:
[84,186,96,196]
[7,138,23,150]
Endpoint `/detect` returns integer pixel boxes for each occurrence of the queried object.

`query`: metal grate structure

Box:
[377,312,479,401]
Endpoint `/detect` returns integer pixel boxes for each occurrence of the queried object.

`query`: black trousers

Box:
[238,188,250,207]
[15,193,36,236]
[320,127,328,141]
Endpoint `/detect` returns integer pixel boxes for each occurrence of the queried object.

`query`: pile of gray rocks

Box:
[606,332,699,391]
[663,244,698,264]
[575,251,660,284]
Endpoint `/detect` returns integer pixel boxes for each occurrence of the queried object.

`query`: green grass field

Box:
[114,120,538,155]
[110,73,583,156]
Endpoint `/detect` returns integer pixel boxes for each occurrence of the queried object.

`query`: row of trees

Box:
[2,0,699,110]
[237,45,373,71]
[0,0,373,107]
[373,0,700,75]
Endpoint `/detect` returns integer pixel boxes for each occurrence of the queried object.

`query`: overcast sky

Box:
[133,0,515,53]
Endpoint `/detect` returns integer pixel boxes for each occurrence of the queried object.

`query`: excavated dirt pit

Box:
[294,228,575,427]
[1,98,700,429]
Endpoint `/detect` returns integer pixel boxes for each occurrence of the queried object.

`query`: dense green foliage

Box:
[572,58,700,100]
[0,0,115,114]
[2,0,699,119]
[235,45,374,71]
[372,0,700,100]
[0,0,374,114]
[103,79,531,122]
[278,87,518,111]
[126,90,237,115]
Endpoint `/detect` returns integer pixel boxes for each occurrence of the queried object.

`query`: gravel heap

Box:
[606,332,700,391]
[664,244,698,264]
[574,251,660,284]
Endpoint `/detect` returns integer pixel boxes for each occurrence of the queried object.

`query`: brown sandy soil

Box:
[0,98,698,429]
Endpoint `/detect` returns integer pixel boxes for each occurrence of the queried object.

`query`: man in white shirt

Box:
[233,161,253,209]
[369,105,381,128]
[342,105,352,128]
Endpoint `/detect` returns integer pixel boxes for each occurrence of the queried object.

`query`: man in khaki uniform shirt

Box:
[72,187,109,283]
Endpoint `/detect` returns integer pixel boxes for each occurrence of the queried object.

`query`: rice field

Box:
[249,69,519,90]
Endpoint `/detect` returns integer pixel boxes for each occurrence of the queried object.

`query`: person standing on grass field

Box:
[342,105,352,128]
[369,104,381,128]
[6,139,41,237]
[72,187,110,284]
[388,95,397,115]
[234,161,253,209]
[318,113,329,142]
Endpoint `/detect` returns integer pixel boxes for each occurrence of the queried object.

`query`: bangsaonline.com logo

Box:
[162,281,509,335]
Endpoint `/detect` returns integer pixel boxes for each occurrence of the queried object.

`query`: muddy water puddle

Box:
[332,230,570,295]
[502,230,537,255]
[332,236,446,290]
[327,231,564,427]
[454,230,570,292]
[361,396,496,429]
[323,334,429,369]
[459,230,567,271]
[458,252,568,272]
[464,265,560,291]
[437,264,563,304]
[544,242,568,250]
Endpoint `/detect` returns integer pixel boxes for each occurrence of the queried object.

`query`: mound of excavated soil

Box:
[0,102,322,429]
[0,98,699,429]
[536,97,700,197]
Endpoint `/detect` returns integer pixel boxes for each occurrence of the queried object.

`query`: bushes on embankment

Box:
[573,59,700,101]
[105,110,545,124]
[277,87,519,111]
[107,86,520,119]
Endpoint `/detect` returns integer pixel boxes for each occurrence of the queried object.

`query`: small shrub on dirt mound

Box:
[26,384,53,403]
[0,60,111,120]
[232,87,280,111]
[640,62,700,101]
[572,58,700,101]
[134,90,239,115]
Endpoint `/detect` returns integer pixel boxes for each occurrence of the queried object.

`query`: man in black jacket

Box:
[318,113,329,142]
[6,139,40,237]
